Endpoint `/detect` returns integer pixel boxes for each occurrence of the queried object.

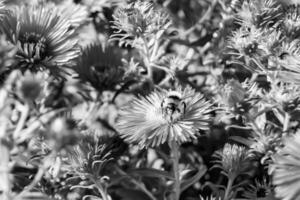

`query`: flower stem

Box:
[224,177,234,200]
[171,140,180,200]
[283,112,290,136]
[0,138,10,200]
[89,176,109,200]
[141,36,153,79]
[13,103,30,140]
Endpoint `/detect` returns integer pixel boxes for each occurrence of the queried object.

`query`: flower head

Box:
[213,143,251,180]
[282,5,300,39]
[16,71,44,102]
[273,40,300,84]
[117,86,212,148]
[229,26,266,59]
[220,79,246,107]
[264,82,300,113]
[270,131,300,200]
[243,177,272,199]
[74,44,125,92]
[55,1,89,29]
[0,5,79,75]
[249,126,282,164]
[237,0,283,28]
[111,1,171,46]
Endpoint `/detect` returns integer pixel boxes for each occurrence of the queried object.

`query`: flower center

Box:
[244,42,258,56]
[19,32,48,60]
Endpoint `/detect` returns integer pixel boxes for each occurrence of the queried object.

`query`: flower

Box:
[249,127,282,164]
[281,5,300,39]
[263,82,300,113]
[274,40,300,84]
[243,177,272,199]
[228,25,266,60]
[54,0,89,29]
[16,71,44,102]
[220,79,246,107]
[0,5,79,75]
[111,0,171,46]
[74,44,125,92]
[237,0,283,28]
[213,143,251,180]
[117,86,212,148]
[270,132,300,200]
[66,134,126,179]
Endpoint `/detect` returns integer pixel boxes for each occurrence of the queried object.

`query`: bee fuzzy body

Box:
[161,91,186,122]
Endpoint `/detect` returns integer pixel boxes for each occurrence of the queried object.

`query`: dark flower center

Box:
[244,42,258,56]
[256,187,267,197]
[19,32,48,60]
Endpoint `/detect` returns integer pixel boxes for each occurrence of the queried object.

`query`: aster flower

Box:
[0,5,79,75]
[270,131,300,200]
[263,82,300,114]
[219,79,246,107]
[281,5,300,39]
[16,71,44,102]
[249,127,282,164]
[236,0,283,28]
[55,0,89,29]
[66,134,124,200]
[74,43,125,93]
[228,25,268,71]
[243,178,272,199]
[67,134,113,178]
[117,86,212,148]
[111,0,171,46]
[273,40,300,84]
[213,143,251,180]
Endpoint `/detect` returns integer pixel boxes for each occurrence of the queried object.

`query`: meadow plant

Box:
[1,0,300,200]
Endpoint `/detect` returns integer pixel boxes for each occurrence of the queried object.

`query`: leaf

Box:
[127,168,174,180]
[180,165,207,192]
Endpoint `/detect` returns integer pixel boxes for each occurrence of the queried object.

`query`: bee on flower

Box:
[117,86,212,148]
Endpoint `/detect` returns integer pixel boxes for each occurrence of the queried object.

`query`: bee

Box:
[161,91,187,122]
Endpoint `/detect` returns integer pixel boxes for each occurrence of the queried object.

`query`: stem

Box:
[14,151,57,200]
[283,112,290,136]
[224,177,234,200]
[13,103,30,140]
[114,166,156,200]
[0,139,10,200]
[170,140,180,200]
[141,36,153,79]
[89,177,109,200]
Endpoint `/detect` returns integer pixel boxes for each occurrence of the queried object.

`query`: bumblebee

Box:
[161,91,186,122]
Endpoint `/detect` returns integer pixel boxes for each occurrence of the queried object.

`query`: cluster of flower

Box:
[2,0,300,200]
